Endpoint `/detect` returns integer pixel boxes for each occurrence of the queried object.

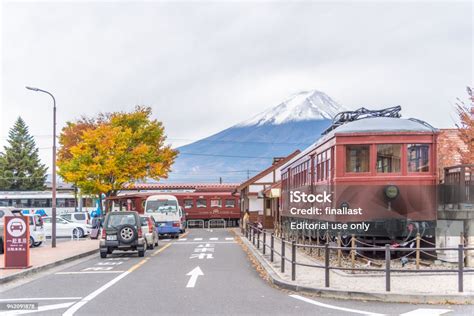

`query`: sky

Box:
[0,0,472,171]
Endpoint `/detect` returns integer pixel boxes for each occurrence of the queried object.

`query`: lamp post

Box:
[26,86,57,248]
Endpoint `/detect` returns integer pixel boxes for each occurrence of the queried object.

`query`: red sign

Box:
[3,216,30,269]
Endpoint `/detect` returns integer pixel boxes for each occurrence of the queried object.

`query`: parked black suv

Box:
[100,211,146,258]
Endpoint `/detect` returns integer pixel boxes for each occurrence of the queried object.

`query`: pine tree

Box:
[0,117,48,190]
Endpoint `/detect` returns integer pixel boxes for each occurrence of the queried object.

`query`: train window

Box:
[31,199,50,207]
[407,144,429,172]
[225,199,235,208]
[184,199,193,209]
[0,199,10,206]
[13,199,30,207]
[210,199,222,207]
[376,144,401,173]
[196,199,207,208]
[346,145,370,173]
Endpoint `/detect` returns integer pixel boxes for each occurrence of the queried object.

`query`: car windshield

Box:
[106,213,136,228]
[145,200,178,214]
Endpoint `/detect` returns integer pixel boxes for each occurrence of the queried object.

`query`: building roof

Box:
[124,183,239,192]
[236,150,300,191]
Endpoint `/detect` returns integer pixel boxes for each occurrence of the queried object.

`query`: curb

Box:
[239,234,474,305]
[0,248,98,285]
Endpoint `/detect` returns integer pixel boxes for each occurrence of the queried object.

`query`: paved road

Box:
[0,229,471,315]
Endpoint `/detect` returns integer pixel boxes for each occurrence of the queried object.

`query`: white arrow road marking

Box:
[400,309,452,316]
[186,266,204,288]
[0,302,75,315]
[289,295,385,316]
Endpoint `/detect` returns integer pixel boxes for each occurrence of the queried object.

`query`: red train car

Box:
[280,107,438,241]
[107,183,240,227]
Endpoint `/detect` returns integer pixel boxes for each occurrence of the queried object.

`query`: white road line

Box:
[0,298,81,302]
[55,271,125,275]
[0,302,75,315]
[62,271,131,315]
[225,237,234,241]
[289,295,385,316]
[193,238,203,241]
[400,309,452,316]
[209,238,218,241]
[174,241,236,245]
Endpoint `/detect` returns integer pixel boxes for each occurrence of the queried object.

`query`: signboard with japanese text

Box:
[3,216,30,269]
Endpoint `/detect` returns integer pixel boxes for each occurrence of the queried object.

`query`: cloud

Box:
[1,0,472,170]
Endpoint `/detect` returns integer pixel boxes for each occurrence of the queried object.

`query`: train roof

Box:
[281,116,438,170]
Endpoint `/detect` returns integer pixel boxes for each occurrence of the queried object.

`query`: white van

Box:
[144,195,182,238]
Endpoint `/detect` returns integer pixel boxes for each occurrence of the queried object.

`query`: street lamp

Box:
[26,86,57,248]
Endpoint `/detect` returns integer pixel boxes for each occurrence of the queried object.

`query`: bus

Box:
[144,195,183,238]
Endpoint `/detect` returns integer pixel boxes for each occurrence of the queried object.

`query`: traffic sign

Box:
[3,216,31,269]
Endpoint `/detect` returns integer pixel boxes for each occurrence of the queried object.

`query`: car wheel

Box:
[73,227,84,238]
[29,237,35,248]
[34,241,42,247]
[138,249,145,257]
[148,242,154,250]
[107,247,113,254]
[100,252,107,259]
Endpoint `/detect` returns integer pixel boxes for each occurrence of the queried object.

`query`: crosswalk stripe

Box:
[178,238,187,241]
[209,237,218,241]
[225,237,234,241]
[194,238,203,241]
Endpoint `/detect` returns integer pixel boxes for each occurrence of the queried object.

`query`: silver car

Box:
[140,215,159,250]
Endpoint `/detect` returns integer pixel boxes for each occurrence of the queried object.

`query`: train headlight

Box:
[384,185,399,200]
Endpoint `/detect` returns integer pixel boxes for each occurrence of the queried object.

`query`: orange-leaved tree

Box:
[455,87,474,164]
[58,106,178,211]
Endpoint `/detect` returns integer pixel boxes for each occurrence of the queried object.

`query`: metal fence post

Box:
[459,243,464,292]
[263,230,266,255]
[257,230,260,249]
[292,240,296,281]
[324,243,330,287]
[385,244,391,292]
[252,227,255,245]
[246,223,249,239]
[270,233,274,262]
[281,237,285,273]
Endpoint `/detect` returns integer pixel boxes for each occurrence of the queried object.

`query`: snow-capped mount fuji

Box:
[167,90,346,183]
[239,90,345,126]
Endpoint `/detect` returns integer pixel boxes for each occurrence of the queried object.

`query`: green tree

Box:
[0,117,48,190]
[58,106,177,210]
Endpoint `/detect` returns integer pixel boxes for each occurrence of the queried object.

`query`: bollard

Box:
[281,237,285,273]
[263,230,266,255]
[270,233,274,262]
[291,240,296,281]
[459,244,464,292]
[324,243,330,287]
[385,244,391,292]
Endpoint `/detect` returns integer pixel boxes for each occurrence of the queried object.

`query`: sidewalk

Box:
[237,230,474,304]
[0,239,99,284]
